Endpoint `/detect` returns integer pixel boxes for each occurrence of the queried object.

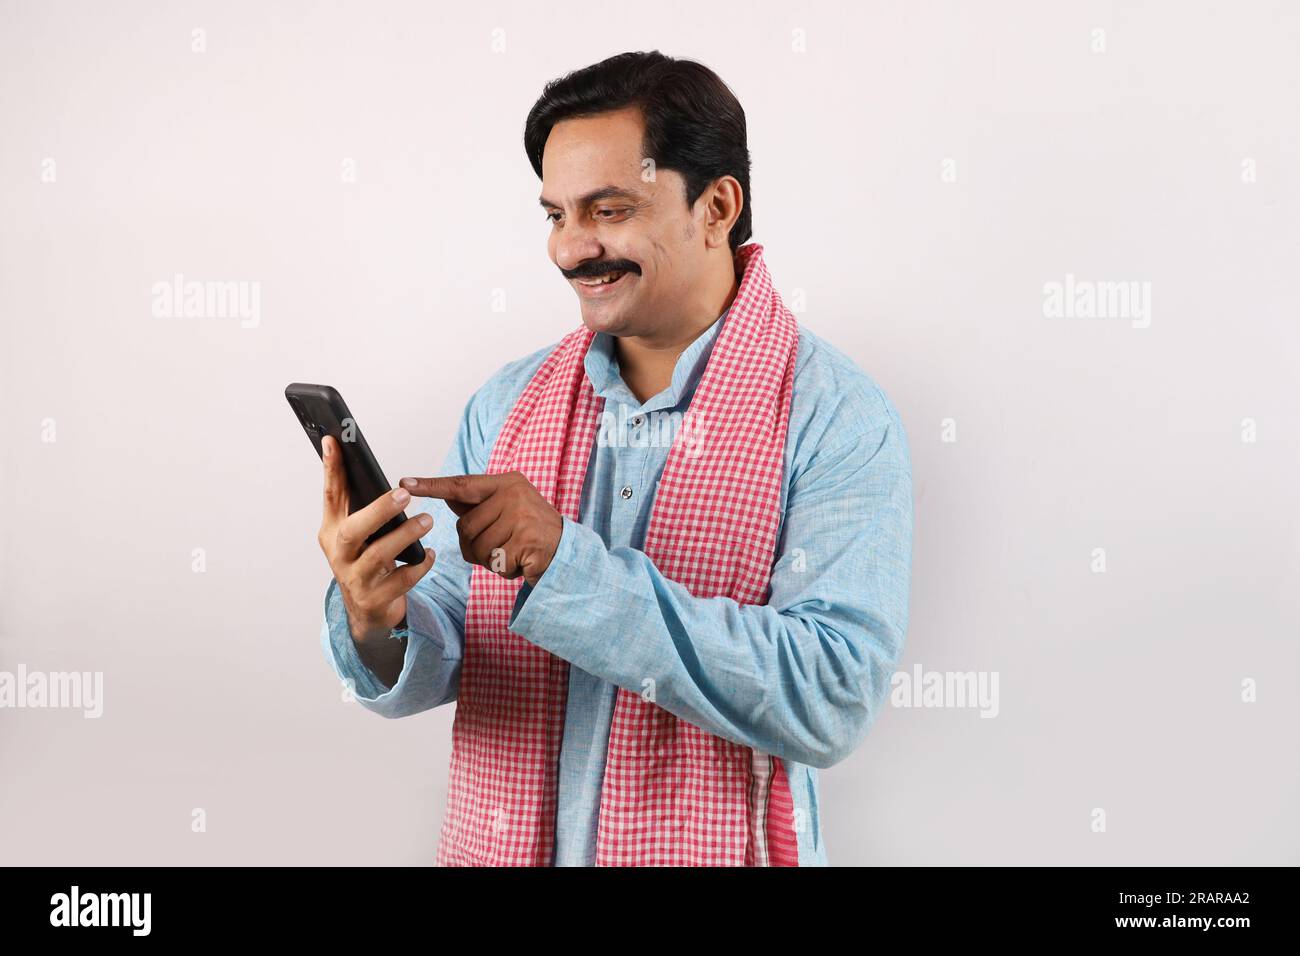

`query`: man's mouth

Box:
[574,270,633,295]
[576,270,627,286]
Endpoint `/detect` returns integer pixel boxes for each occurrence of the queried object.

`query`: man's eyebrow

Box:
[538,185,642,210]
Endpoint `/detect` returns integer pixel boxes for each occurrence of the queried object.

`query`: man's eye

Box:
[545,211,562,224]
[595,208,627,220]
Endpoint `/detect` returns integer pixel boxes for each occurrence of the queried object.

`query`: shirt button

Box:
[620,484,634,500]
[630,415,645,427]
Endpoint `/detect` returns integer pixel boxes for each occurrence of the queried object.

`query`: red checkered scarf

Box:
[436,243,800,866]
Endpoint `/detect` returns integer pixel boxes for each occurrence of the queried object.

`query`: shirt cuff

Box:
[508,514,603,640]
[321,578,431,706]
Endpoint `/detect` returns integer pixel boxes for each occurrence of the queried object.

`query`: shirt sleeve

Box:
[507,399,913,769]
[318,379,503,719]
[319,577,460,718]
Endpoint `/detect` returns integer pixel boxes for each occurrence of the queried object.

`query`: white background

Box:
[1,0,1296,864]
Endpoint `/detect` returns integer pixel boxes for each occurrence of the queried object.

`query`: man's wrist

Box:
[350,617,408,646]
[524,516,572,588]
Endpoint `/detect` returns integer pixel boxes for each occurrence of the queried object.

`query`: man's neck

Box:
[615,257,740,404]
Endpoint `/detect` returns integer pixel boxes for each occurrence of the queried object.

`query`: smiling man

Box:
[317,51,913,866]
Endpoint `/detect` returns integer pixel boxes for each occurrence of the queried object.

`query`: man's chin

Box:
[572,273,639,330]
[577,299,635,336]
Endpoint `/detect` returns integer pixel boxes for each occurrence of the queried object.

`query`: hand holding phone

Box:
[318,434,435,645]
[286,383,436,646]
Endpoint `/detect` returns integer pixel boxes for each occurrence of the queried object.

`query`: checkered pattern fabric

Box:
[435,243,800,866]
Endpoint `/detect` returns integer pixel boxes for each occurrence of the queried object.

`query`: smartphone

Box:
[285,383,426,564]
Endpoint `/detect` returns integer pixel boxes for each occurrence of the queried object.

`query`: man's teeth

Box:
[579,271,626,286]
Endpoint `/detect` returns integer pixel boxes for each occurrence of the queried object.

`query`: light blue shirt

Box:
[320,309,913,866]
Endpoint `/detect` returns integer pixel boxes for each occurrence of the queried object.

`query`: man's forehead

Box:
[538,108,652,206]
[544,106,645,159]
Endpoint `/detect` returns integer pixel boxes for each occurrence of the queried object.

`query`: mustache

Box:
[561,259,641,281]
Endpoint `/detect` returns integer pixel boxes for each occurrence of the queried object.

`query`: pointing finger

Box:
[399,474,502,505]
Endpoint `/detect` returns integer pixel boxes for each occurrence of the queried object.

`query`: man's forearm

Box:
[509,517,908,768]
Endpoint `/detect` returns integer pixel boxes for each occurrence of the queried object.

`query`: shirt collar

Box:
[583,308,728,412]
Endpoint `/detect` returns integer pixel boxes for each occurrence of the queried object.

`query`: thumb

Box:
[321,435,349,525]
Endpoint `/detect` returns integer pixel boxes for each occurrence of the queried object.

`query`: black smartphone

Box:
[285,383,426,565]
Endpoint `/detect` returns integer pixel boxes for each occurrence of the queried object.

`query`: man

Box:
[317,51,912,866]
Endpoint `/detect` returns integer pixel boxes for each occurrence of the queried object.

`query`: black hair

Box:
[524,51,752,253]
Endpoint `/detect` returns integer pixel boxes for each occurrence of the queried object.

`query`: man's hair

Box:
[523,51,752,254]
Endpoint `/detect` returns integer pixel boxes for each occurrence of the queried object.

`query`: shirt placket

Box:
[609,400,653,547]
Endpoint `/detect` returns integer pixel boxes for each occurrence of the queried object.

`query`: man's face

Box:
[539,106,708,337]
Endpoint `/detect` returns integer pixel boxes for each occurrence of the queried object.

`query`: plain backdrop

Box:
[1,0,1297,865]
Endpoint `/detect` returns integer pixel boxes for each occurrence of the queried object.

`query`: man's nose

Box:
[553,216,604,272]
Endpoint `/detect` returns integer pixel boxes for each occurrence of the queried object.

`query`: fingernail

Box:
[399,477,417,489]
[322,436,331,456]
[392,488,410,505]
[418,513,433,529]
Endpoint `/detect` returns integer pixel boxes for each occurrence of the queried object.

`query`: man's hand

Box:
[398,471,562,587]
[317,435,436,647]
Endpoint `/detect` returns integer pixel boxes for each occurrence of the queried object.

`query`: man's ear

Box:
[701,176,743,249]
